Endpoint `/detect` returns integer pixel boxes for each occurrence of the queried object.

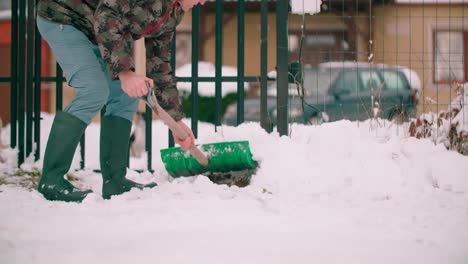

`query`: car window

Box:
[329,70,359,95]
[303,68,340,97]
[380,70,408,90]
[359,70,382,91]
[267,68,340,97]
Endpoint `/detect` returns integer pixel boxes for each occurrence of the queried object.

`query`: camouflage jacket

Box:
[37,0,185,120]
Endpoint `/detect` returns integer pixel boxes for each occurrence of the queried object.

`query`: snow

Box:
[1,113,468,264]
[0,10,10,21]
[453,83,468,134]
[290,0,321,15]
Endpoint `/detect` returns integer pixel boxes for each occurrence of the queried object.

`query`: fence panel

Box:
[3,0,284,170]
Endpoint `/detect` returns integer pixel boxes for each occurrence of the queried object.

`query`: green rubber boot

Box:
[38,112,92,202]
[100,115,157,199]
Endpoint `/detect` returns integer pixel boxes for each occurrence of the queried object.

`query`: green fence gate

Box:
[2,0,290,171]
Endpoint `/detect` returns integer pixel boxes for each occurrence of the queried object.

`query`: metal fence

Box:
[1,0,290,170]
[2,0,467,169]
[284,1,467,155]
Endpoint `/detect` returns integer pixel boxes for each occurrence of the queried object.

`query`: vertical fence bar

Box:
[80,137,85,169]
[80,135,85,169]
[34,5,42,161]
[276,0,289,136]
[18,0,27,164]
[214,0,223,128]
[56,64,63,111]
[10,0,18,148]
[26,0,35,156]
[191,6,200,137]
[145,104,153,171]
[260,0,269,131]
[236,0,245,125]
[169,31,176,148]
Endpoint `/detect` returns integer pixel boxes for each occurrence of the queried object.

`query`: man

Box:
[36,0,206,202]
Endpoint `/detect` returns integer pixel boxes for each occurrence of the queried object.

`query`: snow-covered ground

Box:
[1,114,468,264]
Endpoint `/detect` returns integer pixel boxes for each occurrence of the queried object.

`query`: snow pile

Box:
[453,82,468,134]
[1,115,468,264]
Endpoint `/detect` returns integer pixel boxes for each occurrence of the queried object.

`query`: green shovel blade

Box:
[160,141,257,177]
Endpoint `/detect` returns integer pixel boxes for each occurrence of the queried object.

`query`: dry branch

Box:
[409,83,468,155]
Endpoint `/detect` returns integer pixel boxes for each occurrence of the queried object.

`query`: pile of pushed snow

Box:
[1,115,468,264]
[1,114,468,196]
[175,61,249,97]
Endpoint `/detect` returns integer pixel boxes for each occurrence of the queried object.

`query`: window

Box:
[303,68,340,97]
[359,70,382,91]
[380,70,407,91]
[434,31,467,83]
[330,70,359,95]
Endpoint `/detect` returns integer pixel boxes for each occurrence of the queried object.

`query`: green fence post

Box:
[26,0,35,156]
[214,0,223,128]
[10,0,18,149]
[237,0,245,125]
[145,104,153,171]
[18,0,26,164]
[56,64,63,111]
[260,0,269,131]
[80,137,85,169]
[191,5,200,137]
[34,9,42,161]
[169,32,176,148]
[276,0,289,136]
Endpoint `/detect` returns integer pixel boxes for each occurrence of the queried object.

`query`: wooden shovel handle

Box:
[144,87,209,167]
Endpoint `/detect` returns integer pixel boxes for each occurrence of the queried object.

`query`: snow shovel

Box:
[140,86,258,178]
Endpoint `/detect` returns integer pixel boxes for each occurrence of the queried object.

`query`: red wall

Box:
[0,21,51,125]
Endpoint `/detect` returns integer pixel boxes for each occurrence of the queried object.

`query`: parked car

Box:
[223,62,420,126]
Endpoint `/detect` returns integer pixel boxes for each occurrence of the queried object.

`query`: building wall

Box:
[200,12,368,75]
[0,20,11,125]
[372,4,468,115]
[201,12,278,76]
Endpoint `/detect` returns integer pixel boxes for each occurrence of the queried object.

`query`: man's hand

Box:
[173,121,195,151]
[118,71,154,97]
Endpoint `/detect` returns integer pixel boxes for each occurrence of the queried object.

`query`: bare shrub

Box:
[409,83,468,155]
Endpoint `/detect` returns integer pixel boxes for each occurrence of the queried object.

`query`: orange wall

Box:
[373,4,468,114]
